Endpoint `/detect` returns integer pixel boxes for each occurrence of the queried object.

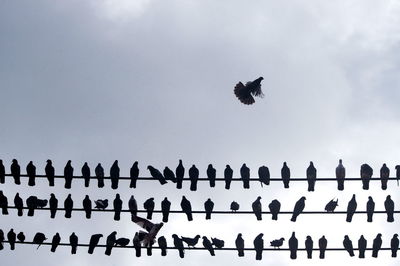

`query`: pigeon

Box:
[113,193,123,221]
[252,196,262,220]
[172,234,184,258]
[0,160,5,184]
[95,163,105,188]
[94,199,108,210]
[129,195,138,219]
[336,159,346,190]
[288,232,298,260]
[81,162,91,187]
[148,165,167,185]
[306,161,317,192]
[110,160,120,189]
[235,233,245,257]
[324,199,338,212]
[281,162,291,188]
[343,235,354,257]
[161,197,171,222]
[291,197,306,222]
[366,196,375,222]
[181,235,200,248]
[51,233,61,252]
[64,194,73,218]
[0,229,3,250]
[204,198,214,220]
[88,234,103,254]
[360,163,373,190]
[234,77,264,105]
[26,161,36,186]
[17,232,25,242]
[132,232,144,257]
[207,164,216,188]
[163,166,177,183]
[203,236,215,256]
[14,193,24,216]
[105,231,117,256]
[189,165,199,191]
[319,236,327,259]
[33,232,47,249]
[396,165,400,186]
[240,163,250,189]
[224,165,233,189]
[372,233,382,258]
[305,236,313,259]
[181,196,193,221]
[130,161,139,188]
[49,193,58,218]
[69,232,78,254]
[358,235,367,258]
[270,238,285,249]
[11,159,21,185]
[268,199,281,220]
[384,195,395,222]
[7,229,16,250]
[211,237,225,248]
[64,160,74,189]
[115,238,130,246]
[391,234,399,257]
[230,201,240,212]
[158,236,168,256]
[26,196,38,216]
[380,163,390,190]
[0,191,8,215]
[258,166,270,186]
[175,160,185,189]
[83,195,92,219]
[253,233,264,260]
[45,160,55,186]
[143,197,155,220]
[131,215,164,247]
[36,199,48,208]
[346,194,357,222]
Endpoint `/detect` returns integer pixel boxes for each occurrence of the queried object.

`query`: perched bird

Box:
[0,229,3,250]
[224,165,233,189]
[163,166,177,183]
[113,193,123,221]
[10,159,21,185]
[181,196,193,221]
[306,161,317,192]
[105,231,117,256]
[281,162,291,188]
[358,235,367,258]
[7,229,16,250]
[234,77,264,105]
[115,238,130,246]
[343,235,354,257]
[319,236,327,259]
[81,162,91,188]
[0,160,5,184]
[291,197,306,222]
[380,163,390,190]
[0,191,8,215]
[83,195,92,219]
[64,194,73,218]
[49,193,58,219]
[161,197,171,223]
[240,163,250,189]
[175,160,185,189]
[305,236,313,259]
[133,232,142,257]
[336,159,346,190]
[181,235,200,248]
[384,195,395,222]
[288,232,298,260]
[26,196,38,216]
[110,160,120,189]
[252,196,262,221]
[346,194,357,222]
[14,193,24,216]
[64,160,74,189]
[188,164,199,191]
[204,198,214,220]
[33,232,47,249]
[203,236,215,256]
[50,233,61,252]
[372,233,382,258]
[253,233,264,260]
[270,238,285,249]
[94,199,108,210]
[269,199,281,220]
[95,163,105,188]
[391,234,399,257]
[130,161,139,188]
[148,165,167,185]
[17,232,25,243]
[211,237,225,248]
[26,161,36,186]
[366,196,375,222]
[324,199,338,212]
[360,164,373,190]
[143,197,155,220]
[172,234,184,258]
[230,201,240,212]
[235,233,245,257]
[207,164,216,188]
[88,234,103,254]
[129,195,138,219]
[158,236,168,256]
[258,166,270,186]
[69,232,78,254]
[36,198,48,208]
[45,160,55,186]
[396,165,400,186]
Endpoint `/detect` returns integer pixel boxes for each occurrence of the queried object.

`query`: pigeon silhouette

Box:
[270,238,285,249]
[268,199,281,220]
[7,229,16,250]
[211,237,225,248]
[94,199,108,210]
[17,232,25,243]
[64,194,73,218]
[26,161,36,186]
[175,160,185,189]
[26,196,38,216]
[133,232,142,257]
[105,231,117,256]
[110,160,120,189]
[336,159,346,190]
[207,164,216,188]
[83,195,92,219]
[95,163,105,188]
[33,232,47,249]
[235,233,245,257]
[11,159,21,185]
[358,235,367,258]
[0,229,3,250]
[224,165,233,189]
[343,235,354,257]
[253,233,264,260]
[396,165,400,186]
[0,191,8,215]
[234,77,264,105]
[385,195,395,222]
[305,236,313,259]
[181,235,200,248]
[230,201,240,212]
[258,165,270,186]
[346,194,357,222]
[391,234,399,257]
[113,194,123,221]
[64,160,74,189]
[51,233,61,252]
[252,196,262,220]
[49,193,58,218]
[288,232,298,260]
[204,198,214,220]
[240,163,250,189]
[306,161,317,191]
[45,160,55,186]
[131,215,164,247]
[69,232,78,254]
[129,195,138,219]
[172,234,184,258]
[88,234,103,254]
[325,199,338,212]
[130,161,139,188]
[0,160,5,184]
[380,163,390,190]
[81,162,91,187]
[143,197,155,220]
[181,196,193,221]
[360,163,373,190]
[189,165,199,191]
[366,196,375,222]
[319,236,327,259]
[115,238,130,246]
[163,166,177,183]
[281,162,291,188]
[14,193,23,216]
[291,197,306,222]
[158,236,167,256]
[148,165,167,185]
[161,197,171,222]
[203,236,215,256]
[372,233,382,258]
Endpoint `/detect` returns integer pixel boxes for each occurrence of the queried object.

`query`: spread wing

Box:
[131,215,154,232]
[234,82,255,105]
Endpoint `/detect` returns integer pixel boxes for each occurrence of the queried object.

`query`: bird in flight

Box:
[234,77,264,105]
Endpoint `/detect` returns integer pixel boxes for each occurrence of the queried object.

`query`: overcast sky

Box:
[1,0,400,265]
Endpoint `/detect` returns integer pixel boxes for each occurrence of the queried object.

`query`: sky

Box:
[1,0,400,265]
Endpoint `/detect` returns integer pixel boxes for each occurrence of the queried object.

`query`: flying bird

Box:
[270,238,285,249]
[234,77,264,105]
[181,235,200,248]
[324,199,338,212]
[291,197,306,222]
[131,215,164,247]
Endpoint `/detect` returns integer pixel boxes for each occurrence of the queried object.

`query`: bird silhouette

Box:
[204,198,214,220]
[69,232,78,254]
[319,236,327,259]
[175,160,185,189]
[0,191,8,215]
[343,235,354,257]
[189,165,199,191]
[253,233,264,260]
[230,201,240,212]
[203,236,215,256]
[132,232,141,257]
[0,229,3,250]
[105,231,117,256]
[396,165,400,186]
[81,162,91,187]
[252,196,262,221]
[163,166,177,183]
[380,163,390,190]
[266,199,280,220]
[325,199,338,212]
[270,238,285,249]
[306,161,317,192]
[11,159,21,185]
[258,166,270,186]
[305,236,313,259]
[83,195,92,219]
[360,164,373,190]
[358,235,367,258]
[143,197,155,220]
[224,165,233,189]
[336,159,346,190]
[94,199,108,210]
[17,232,25,243]
[346,194,357,222]
[64,194,73,218]
[130,161,139,188]
[207,164,216,188]
[129,196,138,220]
[64,160,74,189]
[281,162,291,188]
[172,234,184,258]
[240,163,250,189]
[235,233,245,257]
[366,196,375,222]
[88,234,103,254]
[391,234,399,257]
[26,161,36,186]
[0,160,5,184]
[384,195,395,222]
[110,160,120,189]
[234,77,264,105]
[158,236,167,256]
[131,215,164,247]
[33,232,47,249]
[288,232,298,260]
[7,229,16,250]
[115,238,130,246]
[95,163,105,188]
[45,160,55,186]
[26,196,38,216]
[161,197,171,222]
[291,197,306,222]
[113,194,123,221]
[50,233,61,252]
[181,196,193,221]
[14,193,23,216]
[148,165,167,185]
[49,193,58,218]
[181,235,200,248]
[372,233,382,258]
[211,237,225,248]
